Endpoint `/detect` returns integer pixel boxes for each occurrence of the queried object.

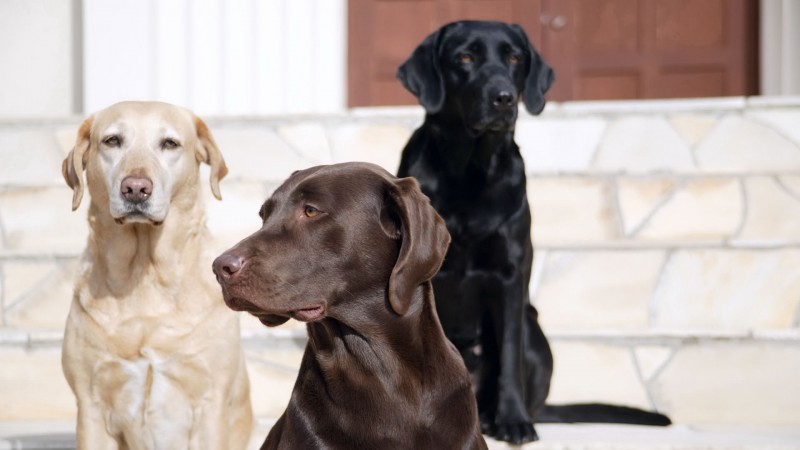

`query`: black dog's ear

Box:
[511,24,555,115]
[397,26,449,113]
[385,177,450,316]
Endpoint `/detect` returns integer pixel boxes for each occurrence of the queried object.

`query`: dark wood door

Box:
[347,0,758,106]
[542,0,759,101]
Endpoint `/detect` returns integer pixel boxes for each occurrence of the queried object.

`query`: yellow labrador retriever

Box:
[61,101,253,450]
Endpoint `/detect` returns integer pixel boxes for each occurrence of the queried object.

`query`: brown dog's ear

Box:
[62,116,93,211]
[396,22,456,114]
[386,177,451,316]
[194,116,228,200]
[510,24,554,115]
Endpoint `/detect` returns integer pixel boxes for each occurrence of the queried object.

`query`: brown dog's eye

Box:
[162,138,180,150]
[458,53,474,64]
[508,55,521,65]
[304,206,321,218]
[103,135,121,147]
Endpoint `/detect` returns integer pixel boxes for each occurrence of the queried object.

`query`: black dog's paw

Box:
[492,422,538,445]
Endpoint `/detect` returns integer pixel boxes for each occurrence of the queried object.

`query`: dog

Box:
[397,21,671,444]
[61,101,253,450]
[212,162,488,450]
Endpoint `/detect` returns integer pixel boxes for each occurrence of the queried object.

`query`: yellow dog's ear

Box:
[194,116,228,200]
[62,116,93,211]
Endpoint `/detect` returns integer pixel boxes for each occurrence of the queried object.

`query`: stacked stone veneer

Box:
[1,97,798,427]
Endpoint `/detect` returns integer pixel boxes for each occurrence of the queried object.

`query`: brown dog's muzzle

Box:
[212,251,245,284]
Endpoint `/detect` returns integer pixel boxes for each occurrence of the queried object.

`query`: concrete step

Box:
[2,420,799,450]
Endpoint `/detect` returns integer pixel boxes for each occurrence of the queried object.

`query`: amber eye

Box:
[508,55,521,65]
[458,53,474,64]
[103,135,121,147]
[162,138,180,150]
[304,206,321,218]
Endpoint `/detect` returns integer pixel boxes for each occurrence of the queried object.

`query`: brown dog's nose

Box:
[121,176,153,203]
[213,253,245,282]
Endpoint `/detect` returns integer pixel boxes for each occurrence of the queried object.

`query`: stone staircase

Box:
[1,97,799,448]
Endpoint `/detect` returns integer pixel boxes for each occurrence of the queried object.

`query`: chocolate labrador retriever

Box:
[212,162,487,450]
[397,21,670,445]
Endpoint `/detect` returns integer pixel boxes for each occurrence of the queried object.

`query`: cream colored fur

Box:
[61,101,253,450]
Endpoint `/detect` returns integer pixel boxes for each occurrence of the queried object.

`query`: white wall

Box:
[83,0,347,116]
[761,0,800,96]
[0,0,78,118]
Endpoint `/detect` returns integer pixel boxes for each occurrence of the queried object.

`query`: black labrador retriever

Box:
[212,162,488,450]
[397,20,671,445]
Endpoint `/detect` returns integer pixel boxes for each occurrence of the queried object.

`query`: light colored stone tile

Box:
[516,117,606,173]
[633,346,674,381]
[617,177,678,236]
[592,117,696,173]
[778,175,800,199]
[204,180,276,253]
[4,260,76,330]
[694,116,800,172]
[245,348,302,418]
[636,178,742,242]
[0,347,76,420]
[737,177,800,243]
[652,343,800,425]
[528,178,619,245]
[0,187,89,256]
[747,108,800,147]
[276,121,333,165]
[214,128,314,182]
[536,251,663,331]
[653,249,800,331]
[668,114,718,147]
[54,125,81,157]
[0,129,64,186]
[327,123,411,173]
[548,342,651,409]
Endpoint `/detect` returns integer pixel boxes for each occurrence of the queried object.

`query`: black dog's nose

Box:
[492,91,515,109]
[213,253,245,282]
[121,176,153,203]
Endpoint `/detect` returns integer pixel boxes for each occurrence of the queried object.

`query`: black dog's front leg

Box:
[486,277,539,445]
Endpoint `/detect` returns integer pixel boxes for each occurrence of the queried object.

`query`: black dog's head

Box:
[397,21,554,133]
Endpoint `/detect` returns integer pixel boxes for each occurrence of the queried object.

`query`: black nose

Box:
[213,253,245,282]
[121,176,153,203]
[492,91,516,109]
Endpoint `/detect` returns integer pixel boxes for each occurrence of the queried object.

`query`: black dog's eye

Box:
[103,135,121,147]
[508,55,521,65]
[457,53,474,64]
[162,138,180,150]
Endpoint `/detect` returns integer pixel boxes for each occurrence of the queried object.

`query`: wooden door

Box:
[347,0,758,106]
[348,0,542,107]
[542,0,759,101]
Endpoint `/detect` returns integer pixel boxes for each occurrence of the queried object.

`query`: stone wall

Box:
[1,97,799,426]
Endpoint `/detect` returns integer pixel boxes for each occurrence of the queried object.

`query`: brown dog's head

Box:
[62,101,228,224]
[212,162,450,327]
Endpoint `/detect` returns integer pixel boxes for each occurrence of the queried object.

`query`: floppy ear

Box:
[62,116,93,211]
[386,177,451,316]
[396,25,450,114]
[194,116,228,200]
[511,24,555,115]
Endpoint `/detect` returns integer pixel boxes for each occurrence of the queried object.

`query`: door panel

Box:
[348,0,758,106]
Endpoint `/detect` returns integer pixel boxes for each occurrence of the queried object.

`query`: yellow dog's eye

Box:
[304,206,321,218]
[458,53,474,64]
[103,135,121,147]
[162,138,180,150]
